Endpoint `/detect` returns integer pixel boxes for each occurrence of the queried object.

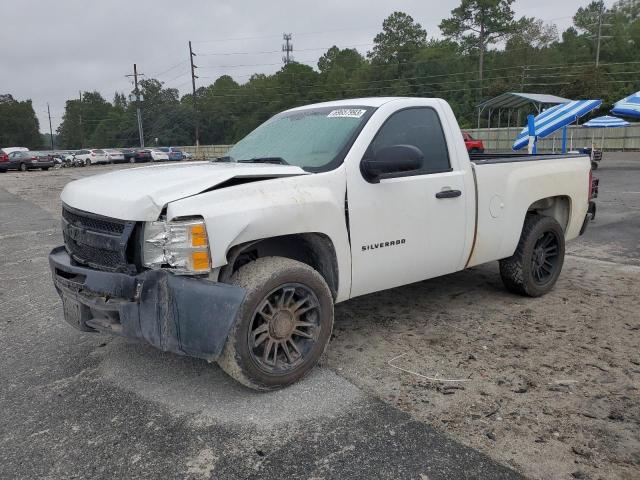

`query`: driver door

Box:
[346,106,468,298]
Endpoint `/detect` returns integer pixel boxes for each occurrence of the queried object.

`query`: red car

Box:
[0,149,9,171]
[462,132,484,154]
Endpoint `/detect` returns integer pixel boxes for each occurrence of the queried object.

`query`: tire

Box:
[130,157,136,163]
[591,161,599,170]
[218,256,334,391]
[85,159,90,166]
[19,163,27,172]
[499,214,565,297]
[0,168,6,173]
[42,167,50,171]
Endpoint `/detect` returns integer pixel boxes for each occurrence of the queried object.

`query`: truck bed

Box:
[466,153,591,268]
[469,152,586,165]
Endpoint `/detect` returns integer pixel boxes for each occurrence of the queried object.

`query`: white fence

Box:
[465,124,640,152]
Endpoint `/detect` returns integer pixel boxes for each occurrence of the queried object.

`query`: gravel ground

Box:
[0,154,638,479]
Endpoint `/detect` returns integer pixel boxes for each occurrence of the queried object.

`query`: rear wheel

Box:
[19,163,27,172]
[85,159,90,166]
[499,214,565,297]
[218,257,334,391]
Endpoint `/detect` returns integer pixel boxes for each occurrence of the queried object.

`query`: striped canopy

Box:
[513,99,602,151]
[611,91,640,118]
[582,115,630,128]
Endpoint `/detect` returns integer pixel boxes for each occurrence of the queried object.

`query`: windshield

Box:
[225,106,373,171]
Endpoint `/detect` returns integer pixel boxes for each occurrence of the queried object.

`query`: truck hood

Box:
[60,161,309,220]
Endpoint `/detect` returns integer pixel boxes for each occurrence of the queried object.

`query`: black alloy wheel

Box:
[248,283,321,374]
[530,230,560,285]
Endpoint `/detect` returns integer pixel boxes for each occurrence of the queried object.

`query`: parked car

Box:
[74,149,107,166]
[150,149,169,162]
[104,149,125,163]
[121,149,136,163]
[462,132,485,153]
[157,147,183,161]
[2,150,54,172]
[0,149,9,171]
[134,149,153,162]
[50,97,597,391]
[1,147,29,155]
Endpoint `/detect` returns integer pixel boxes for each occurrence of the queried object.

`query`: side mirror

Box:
[361,144,424,183]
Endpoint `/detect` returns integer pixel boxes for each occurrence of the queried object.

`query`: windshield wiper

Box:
[237,157,289,165]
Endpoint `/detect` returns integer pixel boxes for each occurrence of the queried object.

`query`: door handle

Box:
[435,189,462,199]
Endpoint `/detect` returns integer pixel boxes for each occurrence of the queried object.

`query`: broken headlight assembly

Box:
[142,218,211,274]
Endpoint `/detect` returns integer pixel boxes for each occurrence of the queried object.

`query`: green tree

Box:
[368,12,427,65]
[0,94,42,149]
[57,91,111,149]
[440,0,516,89]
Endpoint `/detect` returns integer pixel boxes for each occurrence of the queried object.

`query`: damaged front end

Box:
[49,246,245,361]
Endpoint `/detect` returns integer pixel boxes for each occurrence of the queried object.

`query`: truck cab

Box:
[50,97,596,390]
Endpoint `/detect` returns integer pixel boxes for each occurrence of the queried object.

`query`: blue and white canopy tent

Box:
[611,91,640,118]
[582,115,631,151]
[512,99,603,152]
[583,115,631,128]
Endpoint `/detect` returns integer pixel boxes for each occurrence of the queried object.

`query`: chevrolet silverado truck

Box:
[50,97,597,390]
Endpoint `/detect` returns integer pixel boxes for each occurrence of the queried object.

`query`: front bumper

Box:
[49,246,245,361]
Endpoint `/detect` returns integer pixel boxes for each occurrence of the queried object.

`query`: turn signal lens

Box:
[191,251,210,271]
[190,224,208,247]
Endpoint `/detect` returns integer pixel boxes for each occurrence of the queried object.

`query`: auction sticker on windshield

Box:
[327,109,367,118]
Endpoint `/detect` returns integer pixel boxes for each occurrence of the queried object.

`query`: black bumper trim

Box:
[49,246,245,361]
[580,201,597,236]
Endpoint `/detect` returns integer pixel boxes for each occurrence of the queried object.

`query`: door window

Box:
[368,108,451,175]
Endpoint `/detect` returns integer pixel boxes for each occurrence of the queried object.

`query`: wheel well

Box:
[219,233,339,299]
[527,195,571,232]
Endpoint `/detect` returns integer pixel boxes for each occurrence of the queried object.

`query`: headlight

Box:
[143,218,211,274]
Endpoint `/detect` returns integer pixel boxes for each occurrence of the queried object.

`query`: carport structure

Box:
[476,92,570,129]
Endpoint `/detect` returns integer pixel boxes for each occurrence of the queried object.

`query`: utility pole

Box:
[126,64,145,148]
[189,40,200,151]
[282,33,293,65]
[78,91,84,149]
[591,1,612,68]
[521,65,529,91]
[47,103,54,151]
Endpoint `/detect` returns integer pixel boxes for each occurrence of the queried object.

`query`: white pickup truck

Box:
[50,97,597,390]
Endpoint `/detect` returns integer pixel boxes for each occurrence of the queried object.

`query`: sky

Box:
[0,0,616,132]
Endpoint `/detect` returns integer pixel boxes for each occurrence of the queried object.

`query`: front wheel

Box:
[19,163,27,172]
[218,256,334,391]
[499,214,565,297]
[85,159,90,166]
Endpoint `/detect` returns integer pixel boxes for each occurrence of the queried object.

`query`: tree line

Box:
[2,0,639,150]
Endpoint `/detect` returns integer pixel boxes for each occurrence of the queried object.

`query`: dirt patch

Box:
[328,257,640,480]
